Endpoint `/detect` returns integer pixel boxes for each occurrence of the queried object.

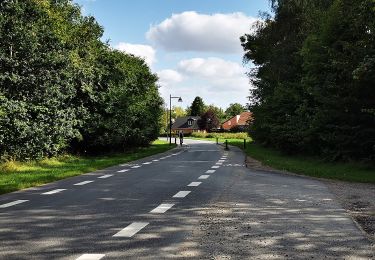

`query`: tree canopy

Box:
[188,96,205,116]
[198,109,220,131]
[225,103,246,118]
[241,0,375,162]
[0,0,163,160]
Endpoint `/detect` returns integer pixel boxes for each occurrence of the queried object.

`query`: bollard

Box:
[216,137,219,144]
[225,139,228,150]
[244,139,246,149]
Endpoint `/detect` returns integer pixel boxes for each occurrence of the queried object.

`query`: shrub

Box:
[191,132,249,140]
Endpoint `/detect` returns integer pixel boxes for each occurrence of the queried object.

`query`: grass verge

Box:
[186,137,375,183]
[0,140,176,195]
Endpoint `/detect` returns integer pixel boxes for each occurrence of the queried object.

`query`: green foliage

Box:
[225,103,246,118]
[205,104,226,122]
[241,0,375,162]
[188,96,205,116]
[0,0,163,160]
[0,0,78,159]
[191,132,249,140]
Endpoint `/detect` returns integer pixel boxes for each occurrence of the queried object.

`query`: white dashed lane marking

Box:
[76,254,105,260]
[113,222,149,237]
[42,189,66,195]
[211,166,220,169]
[198,175,210,180]
[142,162,152,165]
[150,203,174,213]
[173,191,191,198]
[117,169,129,173]
[218,160,225,162]
[98,174,113,179]
[206,170,215,174]
[0,200,28,208]
[152,159,159,162]
[216,162,223,165]
[188,182,202,187]
[131,165,141,169]
[74,181,94,186]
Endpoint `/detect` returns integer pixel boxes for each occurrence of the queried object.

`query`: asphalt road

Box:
[0,139,373,259]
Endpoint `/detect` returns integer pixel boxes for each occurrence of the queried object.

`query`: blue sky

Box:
[74,0,271,109]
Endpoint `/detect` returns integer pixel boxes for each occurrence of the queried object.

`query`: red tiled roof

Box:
[238,111,252,125]
[221,111,252,130]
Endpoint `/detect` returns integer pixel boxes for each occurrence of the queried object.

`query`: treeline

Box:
[241,0,375,162]
[160,96,248,133]
[0,0,163,160]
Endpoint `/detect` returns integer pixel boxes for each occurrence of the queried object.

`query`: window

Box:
[188,120,193,126]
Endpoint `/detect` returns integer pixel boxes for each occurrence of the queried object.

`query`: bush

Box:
[191,132,249,139]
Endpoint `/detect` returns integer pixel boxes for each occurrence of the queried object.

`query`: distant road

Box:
[0,139,373,259]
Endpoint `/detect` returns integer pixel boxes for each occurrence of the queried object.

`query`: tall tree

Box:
[241,0,374,162]
[206,105,226,122]
[225,103,246,118]
[301,0,375,160]
[198,109,220,131]
[0,0,78,159]
[189,96,205,116]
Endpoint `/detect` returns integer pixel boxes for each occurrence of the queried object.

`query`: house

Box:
[171,116,201,134]
[221,111,252,131]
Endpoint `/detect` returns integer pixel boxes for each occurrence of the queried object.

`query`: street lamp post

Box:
[169,94,182,145]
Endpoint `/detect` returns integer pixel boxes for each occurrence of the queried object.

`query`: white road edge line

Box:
[0,200,29,208]
[42,189,66,195]
[152,159,159,162]
[76,254,105,260]
[74,181,94,186]
[117,169,129,173]
[206,170,215,174]
[173,191,191,198]
[150,203,175,213]
[198,175,210,180]
[113,222,149,237]
[98,174,113,179]
[188,182,202,187]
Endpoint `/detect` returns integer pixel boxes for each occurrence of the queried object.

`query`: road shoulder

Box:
[245,154,375,241]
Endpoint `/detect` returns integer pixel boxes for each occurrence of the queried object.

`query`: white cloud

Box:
[146,11,258,53]
[159,57,250,108]
[157,69,184,87]
[177,57,249,91]
[115,42,156,67]
[178,57,245,79]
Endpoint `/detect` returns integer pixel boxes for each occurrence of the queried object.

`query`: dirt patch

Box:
[324,180,375,240]
[245,155,375,241]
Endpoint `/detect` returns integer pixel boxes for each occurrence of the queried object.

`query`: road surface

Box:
[0,139,373,259]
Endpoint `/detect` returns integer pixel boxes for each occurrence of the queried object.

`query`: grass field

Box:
[0,140,176,195]
[186,137,375,183]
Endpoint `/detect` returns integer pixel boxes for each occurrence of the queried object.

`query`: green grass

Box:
[186,137,375,183]
[0,140,176,195]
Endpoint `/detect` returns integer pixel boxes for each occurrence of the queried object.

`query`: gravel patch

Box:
[245,155,375,241]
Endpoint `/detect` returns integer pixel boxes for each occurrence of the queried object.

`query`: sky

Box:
[73,0,271,110]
